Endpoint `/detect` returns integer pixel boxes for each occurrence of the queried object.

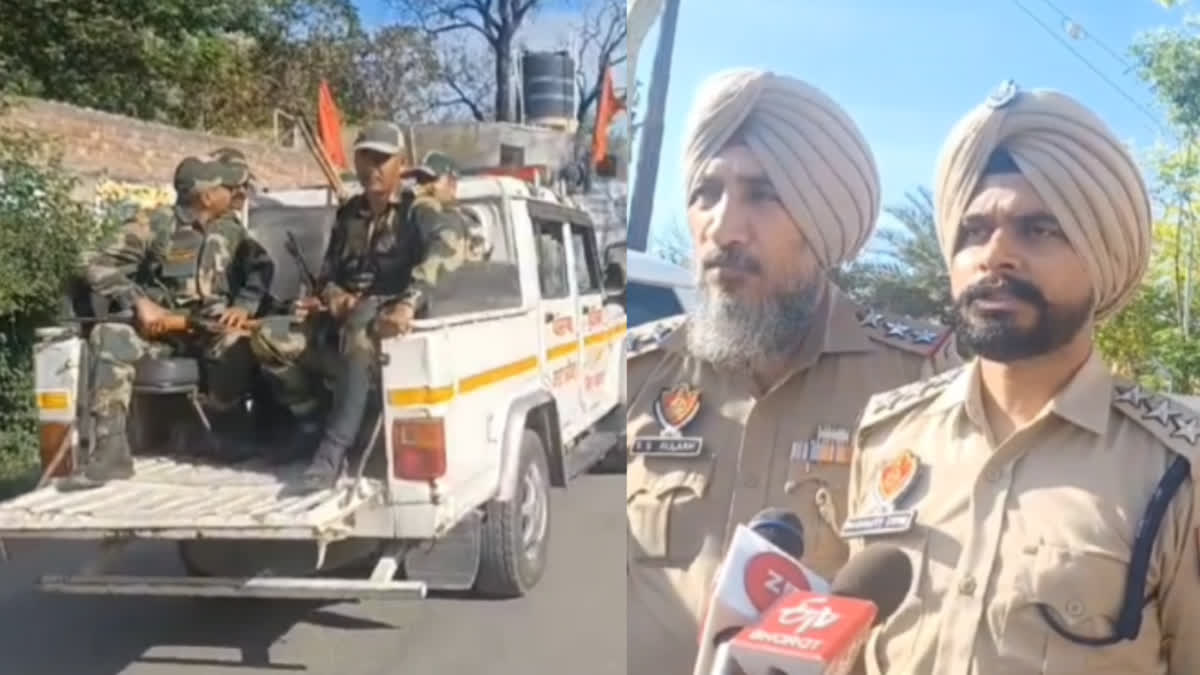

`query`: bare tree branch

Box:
[391,0,548,122]
[573,0,626,123]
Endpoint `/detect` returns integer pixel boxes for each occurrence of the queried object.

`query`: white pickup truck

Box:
[0,174,627,601]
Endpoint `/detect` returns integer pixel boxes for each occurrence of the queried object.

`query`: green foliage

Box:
[0,0,448,134]
[0,99,118,478]
[833,187,953,325]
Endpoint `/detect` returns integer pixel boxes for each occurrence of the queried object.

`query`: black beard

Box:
[953,277,1092,362]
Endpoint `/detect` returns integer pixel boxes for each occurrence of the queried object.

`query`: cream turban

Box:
[933,81,1152,320]
[682,68,880,269]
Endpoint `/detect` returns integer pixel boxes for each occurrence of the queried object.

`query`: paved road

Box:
[0,474,624,675]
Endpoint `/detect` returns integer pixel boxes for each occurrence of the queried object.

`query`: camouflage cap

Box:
[208,146,256,184]
[173,156,249,198]
[353,121,406,155]
[406,151,459,180]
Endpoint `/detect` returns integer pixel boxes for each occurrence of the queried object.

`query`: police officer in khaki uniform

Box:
[845,81,1200,675]
[625,68,961,675]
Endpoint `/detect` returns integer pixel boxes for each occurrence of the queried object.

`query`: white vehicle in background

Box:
[2,170,626,602]
[605,242,696,328]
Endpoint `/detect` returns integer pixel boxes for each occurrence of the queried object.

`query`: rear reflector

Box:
[38,422,74,478]
[391,418,446,481]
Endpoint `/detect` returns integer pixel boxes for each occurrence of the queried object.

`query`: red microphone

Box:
[726,545,913,674]
[693,509,830,675]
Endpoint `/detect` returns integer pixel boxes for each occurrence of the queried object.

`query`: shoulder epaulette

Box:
[859,366,965,430]
[858,309,954,359]
[625,314,685,359]
[1111,381,1200,474]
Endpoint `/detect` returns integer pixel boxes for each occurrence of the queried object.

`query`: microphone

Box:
[694,509,829,675]
[725,545,913,675]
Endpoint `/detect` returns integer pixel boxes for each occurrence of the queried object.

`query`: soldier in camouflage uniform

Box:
[406,151,491,261]
[207,147,255,226]
[250,122,463,490]
[67,157,273,488]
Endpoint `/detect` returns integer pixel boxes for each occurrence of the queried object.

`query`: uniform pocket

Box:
[999,543,1129,672]
[626,459,714,565]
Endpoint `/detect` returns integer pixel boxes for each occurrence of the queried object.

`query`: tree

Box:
[0,0,442,134]
[833,187,953,325]
[396,0,548,122]
[0,0,270,130]
[353,25,446,122]
[572,0,627,124]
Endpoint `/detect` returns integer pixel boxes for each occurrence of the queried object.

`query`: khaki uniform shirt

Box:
[626,286,960,675]
[846,351,1200,675]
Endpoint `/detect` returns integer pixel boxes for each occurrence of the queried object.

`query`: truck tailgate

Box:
[0,457,382,540]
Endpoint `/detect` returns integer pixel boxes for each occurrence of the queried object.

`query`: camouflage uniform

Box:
[71,157,266,486]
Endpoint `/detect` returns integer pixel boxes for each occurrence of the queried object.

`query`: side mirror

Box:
[603,261,626,293]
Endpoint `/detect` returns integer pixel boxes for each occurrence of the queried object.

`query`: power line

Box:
[1035,0,1139,73]
[1006,0,1172,138]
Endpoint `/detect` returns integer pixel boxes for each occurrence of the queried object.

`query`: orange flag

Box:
[317,80,348,170]
[592,67,626,168]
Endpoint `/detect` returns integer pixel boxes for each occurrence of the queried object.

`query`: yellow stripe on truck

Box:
[386,324,626,408]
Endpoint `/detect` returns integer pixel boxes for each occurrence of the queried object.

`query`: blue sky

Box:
[631,0,1189,258]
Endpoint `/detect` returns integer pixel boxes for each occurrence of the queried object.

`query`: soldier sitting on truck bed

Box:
[65,156,273,489]
[251,123,475,491]
[407,151,492,262]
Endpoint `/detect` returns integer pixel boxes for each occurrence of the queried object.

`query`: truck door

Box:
[532,214,583,436]
[567,221,612,424]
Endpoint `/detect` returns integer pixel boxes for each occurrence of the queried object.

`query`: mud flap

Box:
[403,510,482,591]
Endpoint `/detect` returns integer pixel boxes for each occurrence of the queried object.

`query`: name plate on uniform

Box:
[631,382,704,458]
[631,436,703,457]
[840,510,917,538]
[840,449,922,538]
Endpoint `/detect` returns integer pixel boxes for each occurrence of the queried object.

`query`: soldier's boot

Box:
[299,437,350,492]
[59,423,134,491]
[298,355,371,492]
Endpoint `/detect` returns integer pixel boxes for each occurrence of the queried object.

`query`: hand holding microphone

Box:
[727,545,914,675]
[695,508,829,675]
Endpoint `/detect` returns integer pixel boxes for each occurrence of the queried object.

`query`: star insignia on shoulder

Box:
[860,311,885,329]
[885,322,910,339]
[912,330,938,344]
[1171,416,1200,445]
[1114,384,1152,410]
[1143,399,1175,426]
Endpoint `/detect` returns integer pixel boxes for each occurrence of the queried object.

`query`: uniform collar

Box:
[174,204,203,228]
[928,348,1112,435]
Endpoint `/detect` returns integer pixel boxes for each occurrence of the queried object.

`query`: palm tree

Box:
[833,186,954,326]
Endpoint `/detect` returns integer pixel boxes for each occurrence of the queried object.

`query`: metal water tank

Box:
[522,51,576,131]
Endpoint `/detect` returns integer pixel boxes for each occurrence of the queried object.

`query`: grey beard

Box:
[687,280,820,370]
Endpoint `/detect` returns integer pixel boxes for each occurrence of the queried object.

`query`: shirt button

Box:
[1022,543,1038,554]
[959,576,976,595]
[742,475,760,489]
[1066,600,1084,617]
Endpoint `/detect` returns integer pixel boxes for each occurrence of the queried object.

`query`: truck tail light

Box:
[38,422,74,478]
[391,418,446,481]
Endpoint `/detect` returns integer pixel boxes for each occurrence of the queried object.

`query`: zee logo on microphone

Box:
[743,552,816,612]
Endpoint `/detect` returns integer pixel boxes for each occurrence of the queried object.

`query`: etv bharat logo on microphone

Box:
[729,591,877,675]
[743,552,818,612]
[750,596,841,651]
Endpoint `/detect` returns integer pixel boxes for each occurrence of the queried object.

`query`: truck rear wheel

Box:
[474,429,550,598]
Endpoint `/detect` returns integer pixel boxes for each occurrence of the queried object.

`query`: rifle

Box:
[62,310,260,339]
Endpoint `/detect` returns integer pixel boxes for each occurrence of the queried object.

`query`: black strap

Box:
[1039,454,1191,646]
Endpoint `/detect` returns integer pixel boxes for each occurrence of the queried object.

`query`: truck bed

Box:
[0,456,382,540]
